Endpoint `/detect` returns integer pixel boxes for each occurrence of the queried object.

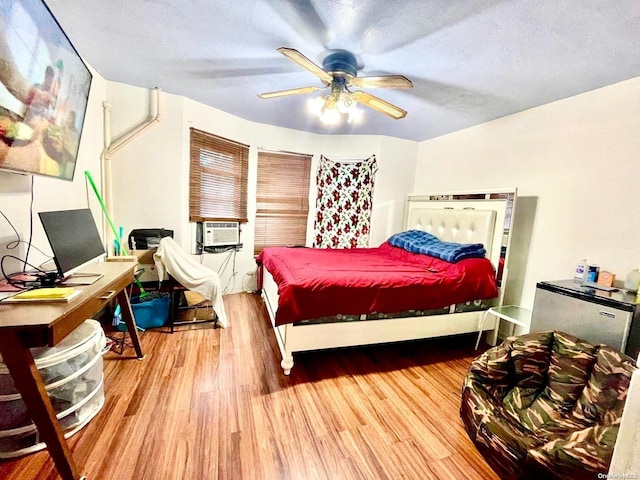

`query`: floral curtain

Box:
[313,155,378,249]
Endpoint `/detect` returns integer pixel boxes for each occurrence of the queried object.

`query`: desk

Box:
[475,305,532,349]
[0,261,143,480]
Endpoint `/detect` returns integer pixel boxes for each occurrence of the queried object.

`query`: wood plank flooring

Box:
[0,293,498,480]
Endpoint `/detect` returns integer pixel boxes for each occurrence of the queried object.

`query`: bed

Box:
[258,189,517,375]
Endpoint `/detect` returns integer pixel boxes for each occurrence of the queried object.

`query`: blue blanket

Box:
[387,230,486,263]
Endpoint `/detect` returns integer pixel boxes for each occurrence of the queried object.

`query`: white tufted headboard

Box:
[408,208,496,245]
[404,191,515,273]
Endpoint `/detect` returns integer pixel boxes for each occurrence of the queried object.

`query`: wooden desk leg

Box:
[117,290,145,359]
[0,332,82,480]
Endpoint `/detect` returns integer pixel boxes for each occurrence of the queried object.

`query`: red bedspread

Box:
[256,242,498,326]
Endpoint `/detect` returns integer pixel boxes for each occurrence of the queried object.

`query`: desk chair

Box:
[160,276,218,332]
[153,237,228,329]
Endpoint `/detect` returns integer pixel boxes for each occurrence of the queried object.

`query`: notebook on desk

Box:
[2,287,82,303]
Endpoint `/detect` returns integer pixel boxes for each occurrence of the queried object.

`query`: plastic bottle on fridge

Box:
[574,259,588,282]
[624,267,640,292]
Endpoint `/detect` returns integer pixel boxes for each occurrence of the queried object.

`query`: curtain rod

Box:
[320,154,376,164]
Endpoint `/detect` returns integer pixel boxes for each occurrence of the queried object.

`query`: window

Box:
[189,128,249,223]
[255,150,312,255]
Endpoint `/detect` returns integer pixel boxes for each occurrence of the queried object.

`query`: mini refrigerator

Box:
[531,280,640,358]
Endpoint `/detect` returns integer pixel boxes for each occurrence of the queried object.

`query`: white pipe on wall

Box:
[108,89,162,156]
[100,87,162,250]
[100,101,112,243]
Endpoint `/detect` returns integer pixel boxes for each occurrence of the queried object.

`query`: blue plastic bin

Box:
[117,294,170,330]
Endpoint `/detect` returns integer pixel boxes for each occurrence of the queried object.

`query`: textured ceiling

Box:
[45,0,640,141]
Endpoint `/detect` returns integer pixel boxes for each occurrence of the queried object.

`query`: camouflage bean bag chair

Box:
[461,331,636,480]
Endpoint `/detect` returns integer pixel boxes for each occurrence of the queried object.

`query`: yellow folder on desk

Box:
[10,287,79,302]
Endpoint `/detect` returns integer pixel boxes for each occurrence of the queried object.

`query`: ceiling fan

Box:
[258,47,413,120]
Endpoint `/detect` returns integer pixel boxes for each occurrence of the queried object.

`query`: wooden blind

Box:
[189,128,249,223]
[255,150,312,255]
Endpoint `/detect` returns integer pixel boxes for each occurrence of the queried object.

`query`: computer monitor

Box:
[38,208,106,281]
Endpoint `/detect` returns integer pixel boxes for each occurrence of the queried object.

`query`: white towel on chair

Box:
[153,237,228,328]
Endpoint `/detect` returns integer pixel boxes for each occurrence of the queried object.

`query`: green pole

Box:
[84,170,128,256]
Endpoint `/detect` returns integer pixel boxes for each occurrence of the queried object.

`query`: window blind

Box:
[189,128,249,223]
[255,150,312,255]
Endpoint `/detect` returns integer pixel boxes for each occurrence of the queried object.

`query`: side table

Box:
[475,305,532,349]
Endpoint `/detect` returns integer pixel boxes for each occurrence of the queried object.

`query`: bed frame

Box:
[261,189,518,375]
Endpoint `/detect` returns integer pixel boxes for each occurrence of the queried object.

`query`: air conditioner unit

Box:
[202,221,240,247]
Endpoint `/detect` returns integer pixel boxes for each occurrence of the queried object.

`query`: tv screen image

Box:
[0,0,92,180]
[38,208,105,279]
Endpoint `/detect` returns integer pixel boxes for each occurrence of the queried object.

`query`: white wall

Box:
[107,84,418,293]
[415,76,640,309]
[0,69,107,276]
[106,83,185,244]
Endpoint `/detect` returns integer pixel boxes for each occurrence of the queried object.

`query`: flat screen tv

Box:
[0,0,92,180]
[38,208,105,280]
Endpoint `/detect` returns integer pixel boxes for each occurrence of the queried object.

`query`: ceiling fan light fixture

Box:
[319,107,340,125]
[260,47,411,123]
[336,91,356,113]
[308,89,361,125]
[347,107,363,124]
[307,96,324,115]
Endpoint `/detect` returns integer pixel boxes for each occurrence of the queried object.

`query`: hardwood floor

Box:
[0,293,498,480]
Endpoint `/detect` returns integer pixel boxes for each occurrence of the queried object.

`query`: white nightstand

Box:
[475,305,532,349]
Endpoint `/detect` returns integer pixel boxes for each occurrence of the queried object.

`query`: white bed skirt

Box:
[261,267,498,375]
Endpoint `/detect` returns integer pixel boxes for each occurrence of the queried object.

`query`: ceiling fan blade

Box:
[277,47,333,83]
[350,75,413,89]
[258,85,325,99]
[352,91,407,119]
